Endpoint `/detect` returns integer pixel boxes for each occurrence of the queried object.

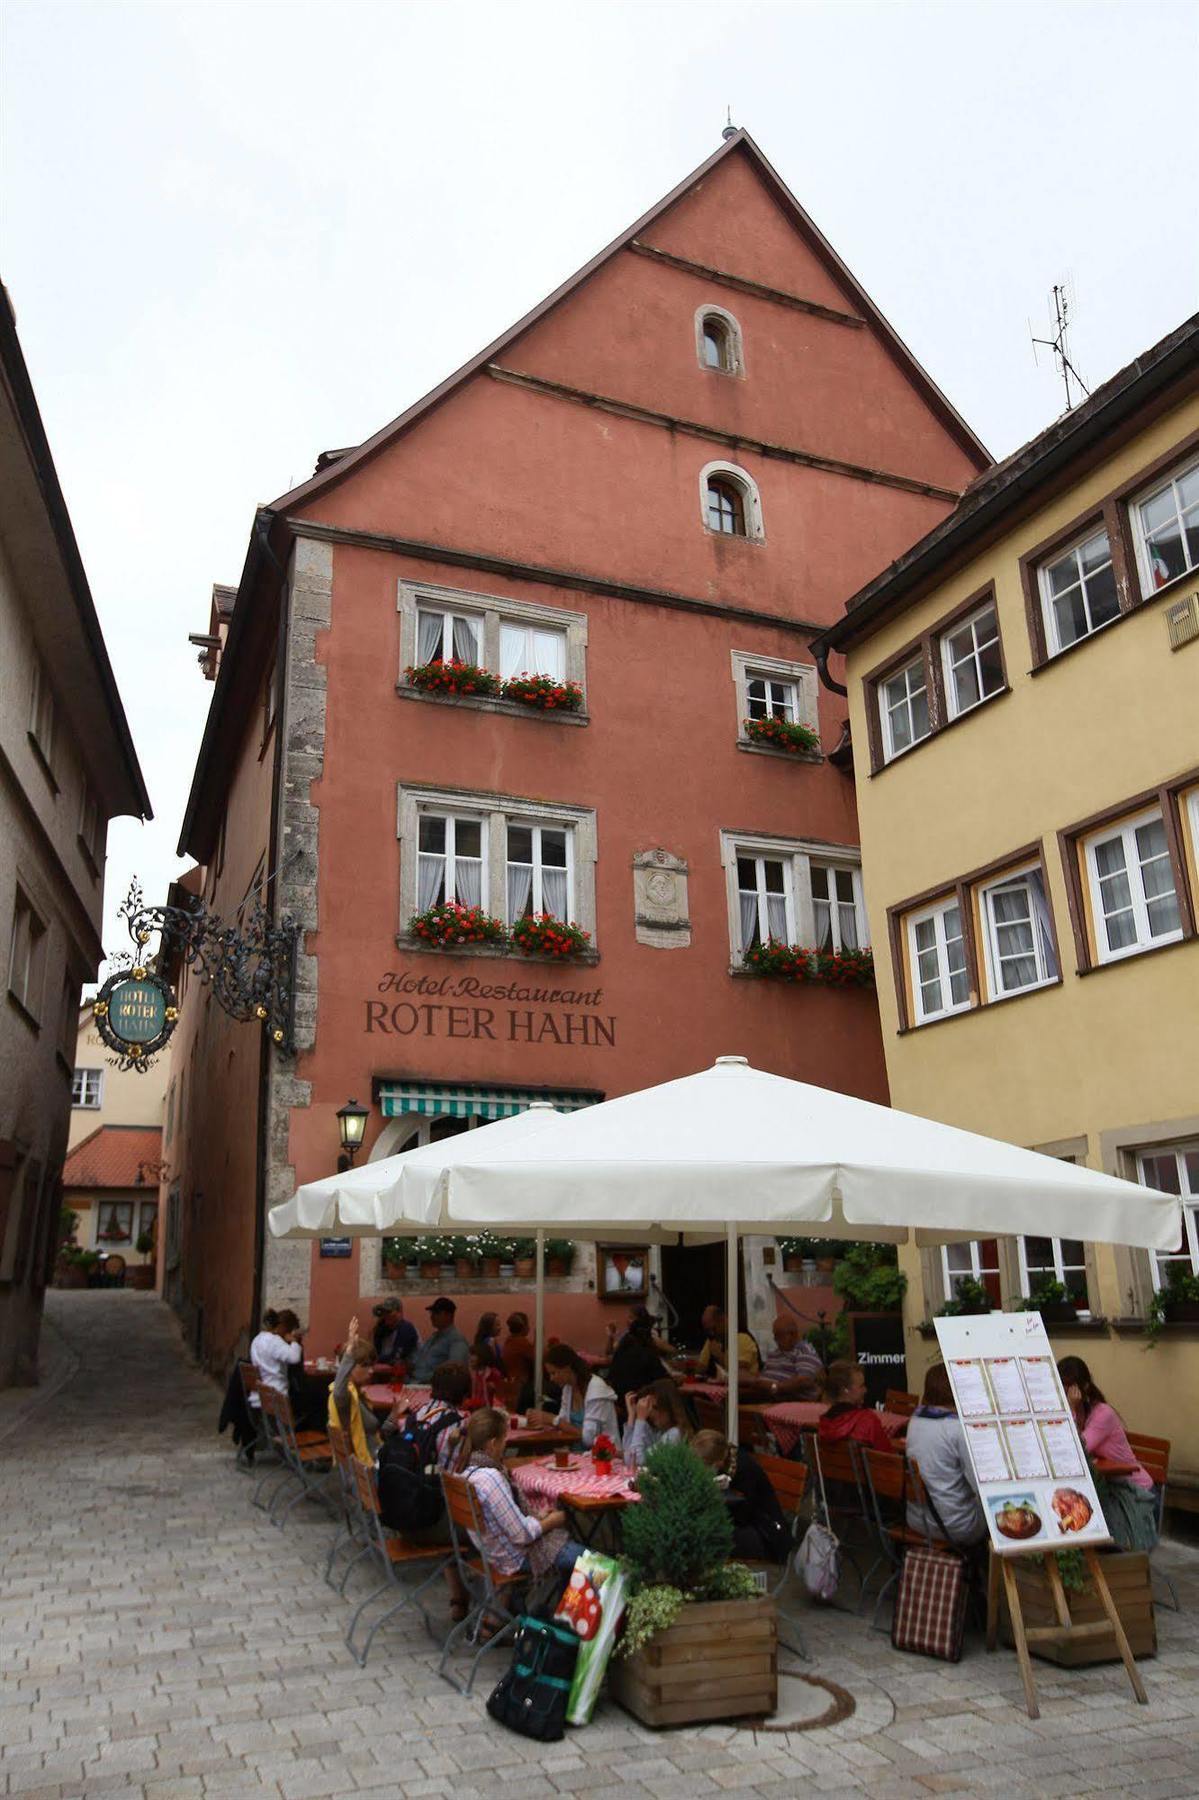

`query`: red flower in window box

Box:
[743,715,820,754]
[405,658,502,698]
[510,914,591,959]
[502,673,584,713]
[742,941,874,988]
[408,900,507,949]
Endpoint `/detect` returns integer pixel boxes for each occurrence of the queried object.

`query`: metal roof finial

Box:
[722,107,737,142]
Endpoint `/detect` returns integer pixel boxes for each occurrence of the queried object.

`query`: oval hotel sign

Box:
[93,966,177,1065]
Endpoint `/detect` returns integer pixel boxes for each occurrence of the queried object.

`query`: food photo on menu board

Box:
[934,1313,1110,1553]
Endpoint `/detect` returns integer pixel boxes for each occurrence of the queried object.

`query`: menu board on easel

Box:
[933,1311,1110,1555]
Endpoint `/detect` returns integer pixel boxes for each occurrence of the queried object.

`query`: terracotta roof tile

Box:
[63,1125,163,1191]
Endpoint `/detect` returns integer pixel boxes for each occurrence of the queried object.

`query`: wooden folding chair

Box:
[258,1386,335,1525]
[884,1390,919,1418]
[755,1452,809,1657]
[1126,1432,1177,1611]
[237,1360,272,1475]
[691,1394,726,1433]
[437,1471,524,1695]
[807,1432,877,1607]
[857,1447,929,1631]
[344,1461,449,1665]
[738,1408,776,1455]
[324,1422,373,1593]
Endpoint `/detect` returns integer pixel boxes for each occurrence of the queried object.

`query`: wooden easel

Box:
[985,1544,1149,1719]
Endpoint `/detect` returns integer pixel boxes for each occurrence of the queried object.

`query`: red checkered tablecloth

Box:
[511,1457,640,1506]
[362,1383,431,1412]
[762,1402,907,1456]
[680,1381,730,1403]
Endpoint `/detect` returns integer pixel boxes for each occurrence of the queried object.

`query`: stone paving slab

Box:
[1,1291,1198,1799]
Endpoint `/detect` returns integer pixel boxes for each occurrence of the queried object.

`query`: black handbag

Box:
[486,1617,580,1741]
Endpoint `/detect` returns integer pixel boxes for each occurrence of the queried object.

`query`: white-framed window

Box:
[747,674,797,721]
[399,580,587,700]
[810,862,865,953]
[72,1068,103,1109]
[415,605,482,666]
[735,852,794,950]
[730,652,819,742]
[1132,454,1199,596]
[506,822,572,923]
[1038,525,1120,654]
[29,653,55,767]
[1018,1235,1089,1309]
[7,888,47,1022]
[941,1240,1001,1308]
[695,305,744,377]
[907,897,970,1023]
[1083,807,1182,963]
[700,462,764,542]
[398,783,597,942]
[416,812,486,910]
[1139,1143,1199,1284]
[940,599,1004,718]
[978,864,1058,998]
[879,655,930,761]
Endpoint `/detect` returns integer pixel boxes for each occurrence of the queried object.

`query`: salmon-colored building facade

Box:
[165,131,988,1370]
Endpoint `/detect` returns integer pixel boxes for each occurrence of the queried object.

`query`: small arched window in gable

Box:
[700,461,764,541]
[707,476,745,536]
[695,306,743,376]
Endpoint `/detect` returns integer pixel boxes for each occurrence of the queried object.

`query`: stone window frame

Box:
[700,460,766,544]
[1099,1114,1199,1318]
[730,649,821,762]
[694,303,745,379]
[719,828,864,970]
[396,578,588,721]
[396,780,598,950]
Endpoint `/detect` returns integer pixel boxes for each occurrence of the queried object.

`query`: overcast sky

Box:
[3,0,1196,977]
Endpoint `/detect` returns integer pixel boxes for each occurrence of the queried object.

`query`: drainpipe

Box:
[251,509,286,1332]
[814,644,848,697]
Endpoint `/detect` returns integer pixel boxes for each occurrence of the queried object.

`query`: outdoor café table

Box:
[512,1454,638,1545]
[362,1382,432,1415]
[506,1421,581,1452]
[679,1380,729,1403]
[758,1400,908,1456]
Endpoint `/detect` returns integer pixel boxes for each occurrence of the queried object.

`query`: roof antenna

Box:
[722,107,737,142]
[1030,280,1089,412]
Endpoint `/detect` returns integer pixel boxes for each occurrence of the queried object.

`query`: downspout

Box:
[814,643,848,697]
[251,509,286,1330]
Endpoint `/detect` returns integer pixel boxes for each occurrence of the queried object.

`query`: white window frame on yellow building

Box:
[1129,449,1199,598]
[1082,806,1183,964]
[907,897,970,1024]
[1137,1141,1199,1285]
[977,861,1059,999]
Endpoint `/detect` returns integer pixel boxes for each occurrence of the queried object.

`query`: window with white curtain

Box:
[1139,1143,1199,1283]
[71,1068,103,1108]
[736,853,793,951]
[506,823,572,922]
[978,865,1059,997]
[810,862,863,952]
[1018,1236,1089,1307]
[416,607,482,666]
[417,812,485,910]
[1083,808,1181,962]
[499,623,566,681]
[941,1239,1001,1307]
[908,898,970,1023]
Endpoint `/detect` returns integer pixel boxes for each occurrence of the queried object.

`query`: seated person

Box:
[605,1305,675,1361]
[622,1378,694,1469]
[696,1305,761,1380]
[692,1428,790,1563]
[501,1311,536,1409]
[407,1360,471,1471]
[904,1362,986,1546]
[329,1322,383,1465]
[410,1297,471,1382]
[817,1360,896,1455]
[533,1343,619,1448]
[372,1300,418,1367]
[460,1407,583,1589]
[1059,1355,1158,1550]
[758,1317,825,1399]
[469,1343,507,1409]
[607,1313,670,1405]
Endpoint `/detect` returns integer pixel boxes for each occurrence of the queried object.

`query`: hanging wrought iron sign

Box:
[94,879,298,1072]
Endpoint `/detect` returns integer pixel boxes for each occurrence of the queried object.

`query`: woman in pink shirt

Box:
[1058,1356,1158,1550]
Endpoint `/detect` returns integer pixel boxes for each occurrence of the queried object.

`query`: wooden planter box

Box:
[608,1597,776,1727]
[1000,1552,1156,1666]
[126,1266,155,1290]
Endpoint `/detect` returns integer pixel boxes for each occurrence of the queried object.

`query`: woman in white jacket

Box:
[542,1343,620,1449]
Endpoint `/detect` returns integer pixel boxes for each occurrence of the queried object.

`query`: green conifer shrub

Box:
[621,1439,734,1591]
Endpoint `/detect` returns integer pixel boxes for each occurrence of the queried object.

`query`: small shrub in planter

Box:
[544,1237,576,1275]
[833,1241,906,1312]
[474,1231,504,1280]
[381,1235,410,1279]
[743,714,819,755]
[938,1275,993,1316]
[502,673,584,712]
[127,1230,156,1290]
[509,1236,537,1278]
[510,913,591,959]
[1147,1267,1199,1342]
[413,1234,455,1276]
[1016,1278,1078,1323]
[409,900,507,950]
[405,658,501,699]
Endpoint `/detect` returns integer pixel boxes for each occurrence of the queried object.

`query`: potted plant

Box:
[833,1242,907,1313]
[544,1237,575,1276]
[510,913,591,959]
[937,1275,992,1316]
[742,940,808,981]
[591,1431,617,1474]
[59,1246,100,1289]
[404,657,502,699]
[126,1230,156,1290]
[413,1234,453,1278]
[608,1440,774,1727]
[1147,1266,1199,1343]
[502,673,584,712]
[1016,1278,1079,1324]
[742,714,819,755]
[476,1231,504,1280]
[452,1235,480,1279]
[807,1238,841,1275]
[776,1237,807,1274]
[408,899,507,950]
[510,1236,537,1279]
[381,1235,409,1280]
[805,946,875,989]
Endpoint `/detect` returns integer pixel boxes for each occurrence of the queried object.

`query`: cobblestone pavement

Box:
[3,1293,1199,1800]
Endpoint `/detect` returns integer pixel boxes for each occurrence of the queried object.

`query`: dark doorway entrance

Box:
[657,1242,748,1351]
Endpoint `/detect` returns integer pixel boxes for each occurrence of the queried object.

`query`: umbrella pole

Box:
[534,1228,545,1411]
[726,1222,739,1449]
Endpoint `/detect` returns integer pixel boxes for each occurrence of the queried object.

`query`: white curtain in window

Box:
[542,866,568,920]
[455,856,482,906]
[991,886,1038,989]
[1028,870,1058,977]
[507,863,533,923]
[766,894,788,941]
[452,615,480,663]
[739,892,759,950]
[417,612,443,665]
[500,626,526,679]
[534,630,565,680]
[417,855,444,911]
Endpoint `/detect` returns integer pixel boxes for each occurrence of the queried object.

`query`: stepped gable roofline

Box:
[816,312,1199,656]
[0,286,151,820]
[63,1124,164,1191]
[268,128,989,518]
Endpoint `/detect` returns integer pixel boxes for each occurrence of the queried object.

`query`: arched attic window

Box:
[701,462,763,540]
[695,306,743,376]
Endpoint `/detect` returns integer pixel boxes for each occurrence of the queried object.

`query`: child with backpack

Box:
[376,1359,472,1618]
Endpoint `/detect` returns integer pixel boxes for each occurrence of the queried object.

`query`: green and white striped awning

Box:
[378,1082,599,1122]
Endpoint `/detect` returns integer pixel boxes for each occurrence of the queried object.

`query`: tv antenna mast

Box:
[1030,282,1089,412]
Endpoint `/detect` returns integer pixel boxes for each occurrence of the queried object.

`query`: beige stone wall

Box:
[67,1011,167,1150]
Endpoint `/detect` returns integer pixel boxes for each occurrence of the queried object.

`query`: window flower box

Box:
[510,914,591,959]
[409,900,507,949]
[743,715,819,754]
[502,673,584,712]
[742,942,875,987]
[405,658,502,699]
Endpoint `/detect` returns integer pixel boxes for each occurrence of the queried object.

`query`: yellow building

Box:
[815,315,1199,1500]
[63,1003,166,1261]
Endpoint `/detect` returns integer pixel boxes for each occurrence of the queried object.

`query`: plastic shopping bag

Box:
[797,1520,841,1601]
[553,1549,628,1725]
